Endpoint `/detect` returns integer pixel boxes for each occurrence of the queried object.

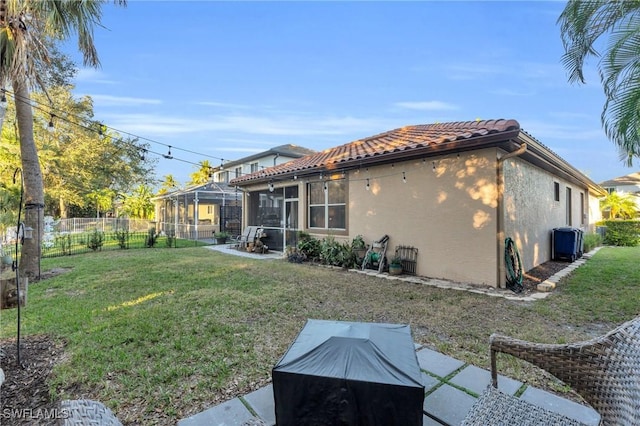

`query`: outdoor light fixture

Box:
[269,182,275,192]
[23,226,33,240]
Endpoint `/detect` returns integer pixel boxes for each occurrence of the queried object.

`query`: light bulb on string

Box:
[269,181,275,192]
[47,114,55,132]
[402,172,407,183]
[432,161,436,172]
[163,146,173,159]
[365,178,370,191]
[140,148,147,161]
[323,182,328,193]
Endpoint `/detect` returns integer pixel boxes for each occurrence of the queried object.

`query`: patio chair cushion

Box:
[461,385,588,426]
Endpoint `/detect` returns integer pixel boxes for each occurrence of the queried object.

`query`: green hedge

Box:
[601,220,640,246]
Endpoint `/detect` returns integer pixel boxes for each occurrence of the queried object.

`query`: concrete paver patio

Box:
[178,345,600,426]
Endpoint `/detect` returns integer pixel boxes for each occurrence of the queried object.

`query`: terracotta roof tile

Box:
[231,119,520,184]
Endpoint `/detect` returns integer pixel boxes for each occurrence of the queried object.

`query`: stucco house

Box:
[231,119,606,288]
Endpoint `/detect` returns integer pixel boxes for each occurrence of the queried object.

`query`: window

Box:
[216,170,229,183]
[235,166,242,179]
[554,182,560,202]
[250,162,259,173]
[308,180,346,230]
[566,187,572,226]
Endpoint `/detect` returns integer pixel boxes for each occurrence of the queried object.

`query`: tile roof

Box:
[600,172,640,187]
[231,119,520,184]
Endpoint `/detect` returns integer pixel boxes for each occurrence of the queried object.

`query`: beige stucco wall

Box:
[502,156,596,274]
[348,149,499,286]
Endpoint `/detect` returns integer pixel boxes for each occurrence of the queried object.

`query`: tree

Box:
[558,1,640,165]
[157,174,179,195]
[189,160,213,185]
[600,191,638,219]
[0,1,125,279]
[122,185,155,219]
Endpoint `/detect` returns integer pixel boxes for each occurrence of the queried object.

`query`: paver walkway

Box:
[178,344,600,426]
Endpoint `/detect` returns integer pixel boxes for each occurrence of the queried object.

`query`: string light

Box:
[432,161,436,172]
[365,178,370,191]
[402,172,407,183]
[47,114,55,132]
[323,182,328,193]
[164,146,173,159]
[269,181,275,192]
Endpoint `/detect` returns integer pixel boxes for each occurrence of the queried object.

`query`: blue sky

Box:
[64,1,632,186]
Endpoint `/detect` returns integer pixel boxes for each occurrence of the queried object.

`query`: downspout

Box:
[496,142,527,288]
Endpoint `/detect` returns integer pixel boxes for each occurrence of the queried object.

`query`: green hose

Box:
[505,237,523,293]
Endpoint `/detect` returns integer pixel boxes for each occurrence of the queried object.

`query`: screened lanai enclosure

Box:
[245,185,301,252]
[153,182,242,240]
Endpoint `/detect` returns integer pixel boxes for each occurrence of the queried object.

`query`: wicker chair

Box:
[462,315,640,426]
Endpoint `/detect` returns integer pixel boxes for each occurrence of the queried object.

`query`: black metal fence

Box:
[41,229,183,258]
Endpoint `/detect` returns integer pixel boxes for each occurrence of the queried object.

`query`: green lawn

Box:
[1,245,638,424]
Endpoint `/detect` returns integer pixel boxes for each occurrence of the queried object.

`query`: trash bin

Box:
[553,227,582,262]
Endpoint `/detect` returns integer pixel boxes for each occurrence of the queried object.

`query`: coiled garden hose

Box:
[505,237,523,293]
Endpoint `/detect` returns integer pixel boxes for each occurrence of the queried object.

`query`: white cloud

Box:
[102,112,399,139]
[394,101,459,111]
[91,95,162,107]
[75,68,117,84]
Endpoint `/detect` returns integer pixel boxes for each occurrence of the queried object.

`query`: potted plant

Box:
[351,235,368,263]
[388,255,403,275]
[214,231,229,244]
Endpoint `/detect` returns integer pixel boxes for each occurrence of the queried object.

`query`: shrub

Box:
[165,231,175,248]
[87,229,104,251]
[602,220,640,246]
[582,233,602,253]
[297,231,321,260]
[56,233,72,255]
[285,246,306,263]
[115,228,129,249]
[145,228,158,248]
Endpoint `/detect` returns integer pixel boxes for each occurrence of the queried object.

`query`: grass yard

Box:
[1,245,639,424]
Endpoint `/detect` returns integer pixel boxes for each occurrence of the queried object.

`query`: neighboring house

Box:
[152,144,316,239]
[599,172,640,214]
[231,119,606,288]
[212,144,317,184]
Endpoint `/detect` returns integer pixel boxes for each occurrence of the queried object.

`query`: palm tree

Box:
[0,0,124,279]
[600,191,638,219]
[189,160,213,185]
[157,174,179,195]
[558,1,640,165]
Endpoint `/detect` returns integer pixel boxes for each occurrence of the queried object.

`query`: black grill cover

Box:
[272,319,424,426]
